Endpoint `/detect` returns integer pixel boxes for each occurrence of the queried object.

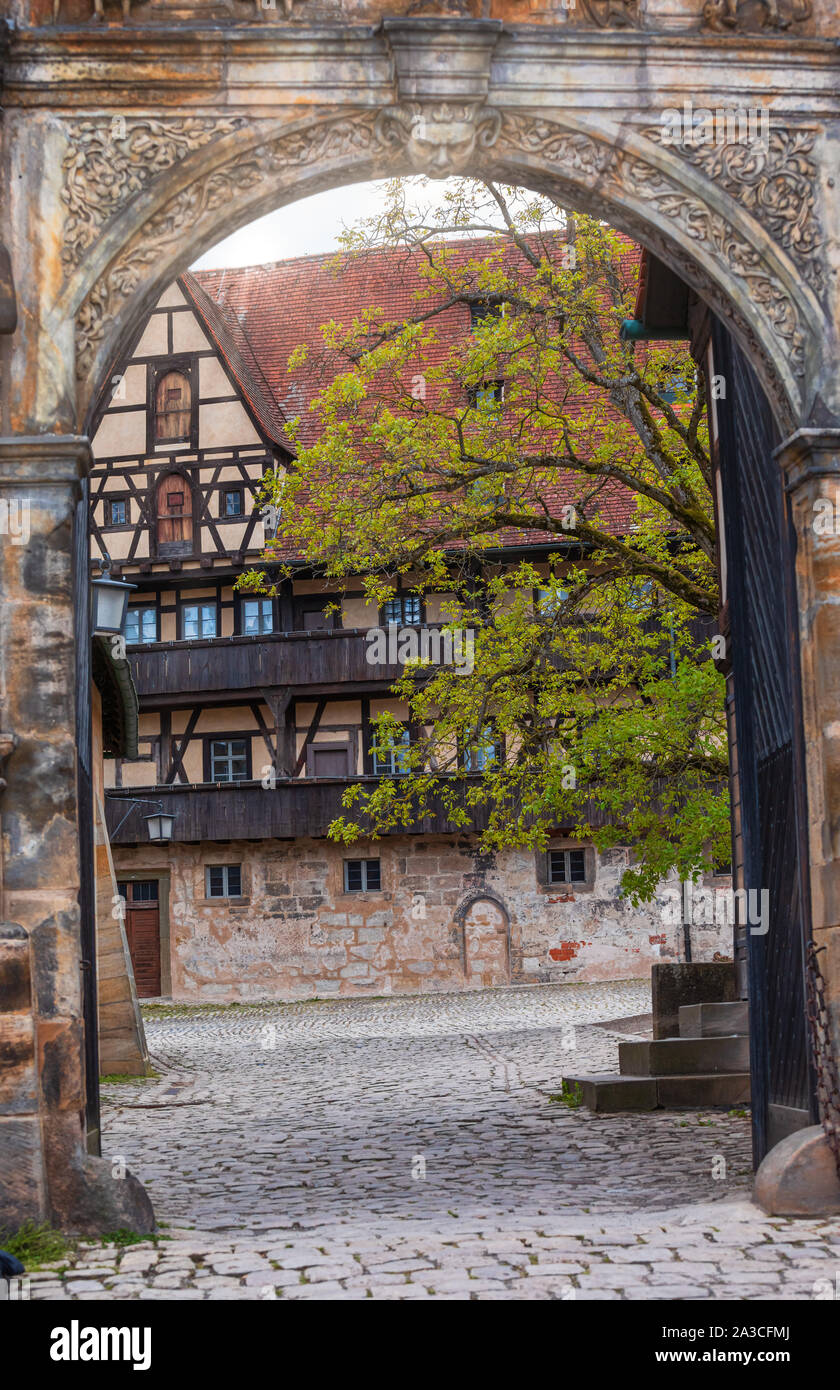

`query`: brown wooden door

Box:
[309,745,350,778]
[120,881,161,998]
[156,472,193,550]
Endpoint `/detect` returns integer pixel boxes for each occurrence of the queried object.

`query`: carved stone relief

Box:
[494,113,811,381]
[73,112,380,380]
[61,117,247,273]
[375,103,502,175]
[70,105,819,428]
[642,123,824,297]
[701,0,812,31]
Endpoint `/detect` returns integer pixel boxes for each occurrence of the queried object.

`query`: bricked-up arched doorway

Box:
[3,8,840,1231]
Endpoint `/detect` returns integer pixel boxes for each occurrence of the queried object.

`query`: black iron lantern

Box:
[92,557,137,636]
[144,810,175,843]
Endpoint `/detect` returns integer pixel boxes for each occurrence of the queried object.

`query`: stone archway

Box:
[3,8,840,1231]
[59,105,829,436]
[458,893,512,989]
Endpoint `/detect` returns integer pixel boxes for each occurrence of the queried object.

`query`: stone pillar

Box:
[0,436,153,1235]
[777,429,840,1043]
[756,429,840,1214]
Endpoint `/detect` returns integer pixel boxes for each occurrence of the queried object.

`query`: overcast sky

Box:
[190,177,566,270]
[190,178,447,270]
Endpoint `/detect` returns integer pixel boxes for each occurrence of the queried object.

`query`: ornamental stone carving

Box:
[701,0,812,31]
[641,123,824,297]
[61,118,247,273]
[374,103,502,175]
[74,112,381,380]
[72,107,820,431]
[494,113,810,380]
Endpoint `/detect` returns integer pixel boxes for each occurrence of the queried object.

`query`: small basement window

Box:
[548,848,587,885]
[206,865,242,899]
[344,859,381,893]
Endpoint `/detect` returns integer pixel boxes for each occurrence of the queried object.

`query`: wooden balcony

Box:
[127,629,406,704]
[105,776,490,844]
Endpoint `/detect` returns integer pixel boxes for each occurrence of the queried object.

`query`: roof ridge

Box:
[191,228,571,278]
[179,270,294,452]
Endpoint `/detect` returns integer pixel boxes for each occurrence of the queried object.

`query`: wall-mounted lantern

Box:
[92,556,137,636]
[106,795,176,843]
[143,809,175,843]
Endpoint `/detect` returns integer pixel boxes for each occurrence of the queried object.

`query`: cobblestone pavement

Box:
[30,981,840,1300]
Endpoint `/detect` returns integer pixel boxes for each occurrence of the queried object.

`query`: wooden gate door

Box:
[119,880,161,998]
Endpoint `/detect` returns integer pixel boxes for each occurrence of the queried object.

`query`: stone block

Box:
[0,1115,46,1227]
[655,1072,750,1108]
[0,926,30,1013]
[679,1001,749,1038]
[0,1012,38,1114]
[651,962,737,1039]
[755,1125,840,1217]
[619,1035,749,1076]
[564,1073,658,1113]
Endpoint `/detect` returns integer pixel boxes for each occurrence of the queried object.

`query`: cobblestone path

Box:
[29,982,840,1300]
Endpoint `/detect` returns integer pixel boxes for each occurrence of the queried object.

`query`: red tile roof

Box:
[190,234,645,556]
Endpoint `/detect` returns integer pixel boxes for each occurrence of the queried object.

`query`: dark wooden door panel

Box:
[122,881,161,998]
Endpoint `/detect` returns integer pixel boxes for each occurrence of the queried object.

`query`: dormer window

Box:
[154,369,192,444]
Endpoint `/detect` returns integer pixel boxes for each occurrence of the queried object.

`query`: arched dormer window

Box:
[156,471,193,556]
[154,369,192,444]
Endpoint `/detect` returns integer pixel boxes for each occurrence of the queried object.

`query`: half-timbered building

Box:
[90,243,731,1003]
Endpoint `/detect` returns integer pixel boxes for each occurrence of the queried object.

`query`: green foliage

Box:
[549,1081,585,1109]
[0,1221,73,1270]
[100,1229,149,1248]
[246,179,728,898]
[100,1070,160,1083]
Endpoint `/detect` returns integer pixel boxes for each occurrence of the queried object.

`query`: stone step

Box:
[619,1035,749,1076]
[563,1071,751,1114]
[679,1001,749,1038]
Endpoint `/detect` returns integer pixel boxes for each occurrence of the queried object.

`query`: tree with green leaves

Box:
[242,179,729,902]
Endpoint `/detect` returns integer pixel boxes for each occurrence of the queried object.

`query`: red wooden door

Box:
[120,881,161,998]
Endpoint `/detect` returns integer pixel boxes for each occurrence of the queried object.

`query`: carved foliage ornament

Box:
[75,112,380,377]
[642,122,824,296]
[76,107,811,413]
[61,117,247,273]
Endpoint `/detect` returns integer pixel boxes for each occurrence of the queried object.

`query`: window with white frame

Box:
[242,598,274,636]
[206,864,242,898]
[536,582,569,614]
[182,602,217,639]
[464,725,501,773]
[125,606,158,645]
[382,595,421,626]
[371,727,411,776]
